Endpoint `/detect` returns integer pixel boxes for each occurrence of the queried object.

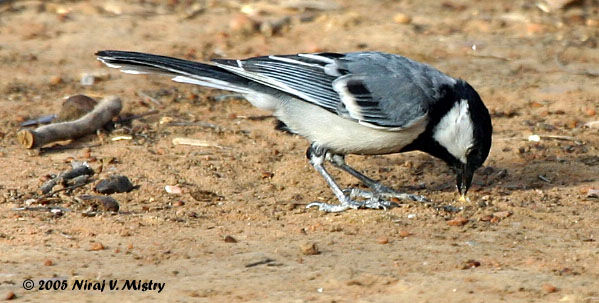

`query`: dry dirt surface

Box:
[1,0,599,302]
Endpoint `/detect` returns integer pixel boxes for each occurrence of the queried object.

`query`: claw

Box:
[306,194,397,212]
[306,201,355,212]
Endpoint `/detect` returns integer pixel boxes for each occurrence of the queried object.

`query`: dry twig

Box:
[17,96,122,149]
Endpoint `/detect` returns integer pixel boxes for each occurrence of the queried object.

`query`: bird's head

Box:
[432,81,492,199]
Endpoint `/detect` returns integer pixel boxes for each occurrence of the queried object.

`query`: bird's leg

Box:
[305,145,384,212]
[328,154,429,203]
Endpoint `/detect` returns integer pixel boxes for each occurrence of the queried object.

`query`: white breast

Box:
[273,97,427,155]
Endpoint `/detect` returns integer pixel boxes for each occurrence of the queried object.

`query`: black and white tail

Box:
[95,50,252,93]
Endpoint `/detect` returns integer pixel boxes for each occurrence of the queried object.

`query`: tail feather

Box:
[95,50,251,93]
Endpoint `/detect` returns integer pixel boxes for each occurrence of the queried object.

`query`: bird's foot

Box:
[345,187,430,203]
[306,195,393,212]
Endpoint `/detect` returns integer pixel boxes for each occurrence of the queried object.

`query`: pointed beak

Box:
[456,163,474,199]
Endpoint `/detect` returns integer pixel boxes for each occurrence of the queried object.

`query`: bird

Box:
[95,50,492,212]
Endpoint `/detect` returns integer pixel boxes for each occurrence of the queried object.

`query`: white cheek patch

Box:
[433,99,474,163]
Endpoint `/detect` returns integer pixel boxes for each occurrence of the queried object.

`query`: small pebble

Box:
[377,236,389,244]
[261,171,274,179]
[4,291,16,300]
[49,75,63,85]
[95,175,134,194]
[300,242,320,255]
[90,242,105,251]
[493,211,512,219]
[77,195,119,212]
[57,95,97,122]
[542,283,558,293]
[173,201,185,207]
[165,185,183,195]
[190,189,222,202]
[80,71,110,86]
[224,235,237,243]
[393,13,412,24]
[529,101,543,108]
[587,188,599,198]
[479,214,493,222]
[398,230,411,238]
[447,216,469,226]
[461,259,481,269]
[80,73,95,85]
[585,121,599,129]
[44,259,53,266]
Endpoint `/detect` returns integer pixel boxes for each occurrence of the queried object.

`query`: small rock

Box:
[528,134,541,142]
[49,75,63,86]
[329,225,342,232]
[44,259,53,266]
[461,259,481,269]
[80,70,110,86]
[165,185,183,195]
[57,95,97,122]
[95,175,134,194]
[480,214,493,221]
[300,242,320,255]
[542,283,558,293]
[68,174,90,187]
[90,242,105,251]
[447,216,469,226]
[565,119,579,129]
[49,208,63,217]
[377,236,389,244]
[493,211,512,219]
[530,101,544,108]
[539,0,579,11]
[393,13,412,24]
[261,171,274,179]
[398,230,411,238]
[4,291,16,300]
[587,188,599,198]
[190,189,222,202]
[224,235,237,243]
[173,201,185,207]
[77,195,119,212]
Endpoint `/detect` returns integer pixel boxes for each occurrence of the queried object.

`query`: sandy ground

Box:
[1,0,599,302]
